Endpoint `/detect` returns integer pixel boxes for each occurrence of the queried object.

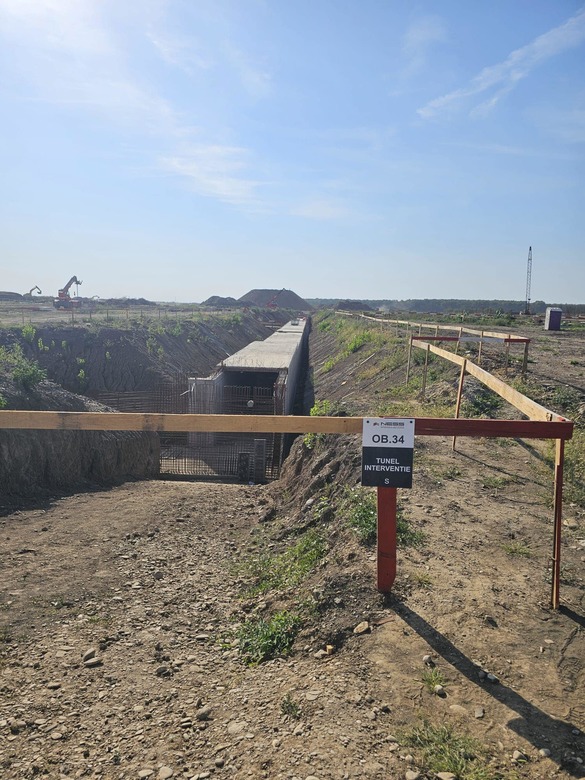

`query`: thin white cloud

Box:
[402,15,447,77]
[418,7,585,120]
[147,30,213,74]
[161,146,260,207]
[291,198,352,221]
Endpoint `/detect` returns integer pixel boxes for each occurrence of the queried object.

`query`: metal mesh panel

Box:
[93,374,282,481]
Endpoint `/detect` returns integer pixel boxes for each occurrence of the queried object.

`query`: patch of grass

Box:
[243,529,326,595]
[412,572,433,589]
[237,610,300,666]
[421,667,447,692]
[441,466,462,480]
[482,475,509,490]
[462,384,503,417]
[344,487,425,547]
[502,542,532,558]
[280,693,302,720]
[401,720,495,780]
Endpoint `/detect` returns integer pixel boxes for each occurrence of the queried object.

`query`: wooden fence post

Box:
[405,336,413,385]
[452,359,467,451]
[551,438,565,609]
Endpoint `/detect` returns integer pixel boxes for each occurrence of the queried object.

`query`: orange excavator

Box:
[54,276,82,309]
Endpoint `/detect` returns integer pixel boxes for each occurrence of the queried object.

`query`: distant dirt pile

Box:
[239,288,314,310]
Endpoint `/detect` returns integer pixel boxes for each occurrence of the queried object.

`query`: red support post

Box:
[377,487,397,593]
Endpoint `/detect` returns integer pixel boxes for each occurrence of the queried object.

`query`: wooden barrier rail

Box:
[0,410,573,439]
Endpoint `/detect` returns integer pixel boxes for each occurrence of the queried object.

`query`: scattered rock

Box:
[83,657,102,668]
[158,768,173,779]
[512,750,528,762]
[196,705,212,721]
[486,673,498,683]
[474,707,485,719]
[539,748,551,758]
[82,647,97,662]
[405,771,421,780]
[353,621,370,635]
[433,684,446,697]
[46,681,61,690]
[449,704,467,716]
[422,654,434,666]
[436,773,457,780]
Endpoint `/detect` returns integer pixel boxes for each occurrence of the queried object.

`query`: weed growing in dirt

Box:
[237,611,300,665]
[482,475,510,490]
[280,693,302,720]
[412,572,433,588]
[502,542,532,557]
[0,394,6,409]
[441,466,462,480]
[303,399,335,448]
[343,487,425,547]
[242,529,326,595]
[401,720,494,780]
[421,667,447,692]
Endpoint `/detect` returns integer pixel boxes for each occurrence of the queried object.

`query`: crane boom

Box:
[524,247,532,315]
[54,276,83,309]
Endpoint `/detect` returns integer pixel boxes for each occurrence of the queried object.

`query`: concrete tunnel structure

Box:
[186,318,310,481]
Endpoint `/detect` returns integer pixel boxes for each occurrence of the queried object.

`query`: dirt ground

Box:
[1,316,584,780]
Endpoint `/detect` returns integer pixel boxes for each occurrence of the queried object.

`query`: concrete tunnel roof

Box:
[221,319,308,372]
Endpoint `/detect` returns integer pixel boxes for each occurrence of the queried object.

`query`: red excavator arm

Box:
[54,276,82,309]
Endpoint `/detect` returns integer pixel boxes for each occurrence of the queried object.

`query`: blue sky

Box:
[1,1,583,303]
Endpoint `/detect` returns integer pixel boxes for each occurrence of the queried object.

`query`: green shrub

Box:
[0,345,46,389]
[21,322,35,342]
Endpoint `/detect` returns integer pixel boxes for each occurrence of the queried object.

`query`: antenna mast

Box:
[524,246,532,315]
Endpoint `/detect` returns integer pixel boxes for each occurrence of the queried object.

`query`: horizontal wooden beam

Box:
[357,313,529,343]
[0,411,573,440]
[411,339,565,422]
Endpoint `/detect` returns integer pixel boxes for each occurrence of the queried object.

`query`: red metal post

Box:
[551,438,565,609]
[377,487,397,593]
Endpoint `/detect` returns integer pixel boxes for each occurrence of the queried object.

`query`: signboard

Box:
[362,418,414,488]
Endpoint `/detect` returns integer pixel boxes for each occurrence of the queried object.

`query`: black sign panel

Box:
[361,446,413,488]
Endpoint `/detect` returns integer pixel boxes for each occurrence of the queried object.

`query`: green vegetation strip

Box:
[242,529,326,596]
[343,486,425,547]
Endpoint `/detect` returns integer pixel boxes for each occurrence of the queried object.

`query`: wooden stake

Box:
[452,359,467,451]
[421,344,430,399]
[455,326,463,354]
[551,438,565,609]
[522,341,529,375]
[478,330,484,365]
[505,334,511,374]
[405,337,413,385]
[377,487,397,592]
